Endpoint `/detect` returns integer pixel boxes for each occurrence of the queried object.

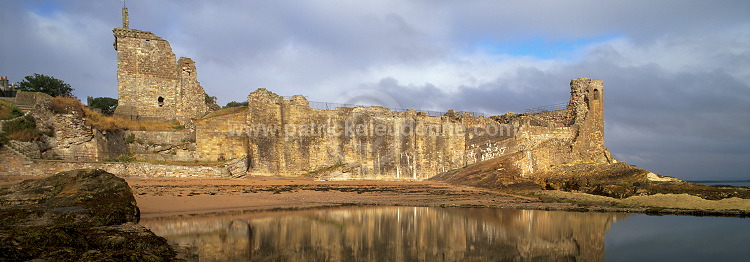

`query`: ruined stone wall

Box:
[124,130,197,161]
[126,130,193,146]
[196,109,248,161]
[0,147,240,178]
[245,89,286,175]
[195,78,609,180]
[175,57,209,123]
[113,27,209,123]
[199,89,507,179]
[512,77,610,176]
[113,28,178,121]
[14,91,51,106]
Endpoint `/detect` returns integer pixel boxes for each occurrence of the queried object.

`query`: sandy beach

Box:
[4,175,748,218]
[122,176,571,218]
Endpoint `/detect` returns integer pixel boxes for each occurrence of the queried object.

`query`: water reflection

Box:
[140,207,625,261]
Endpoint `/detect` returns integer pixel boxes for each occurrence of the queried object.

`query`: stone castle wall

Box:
[0,147,240,178]
[197,88,507,179]
[196,109,249,161]
[195,78,608,179]
[126,130,193,146]
[14,91,52,106]
[1,80,607,180]
[112,27,209,123]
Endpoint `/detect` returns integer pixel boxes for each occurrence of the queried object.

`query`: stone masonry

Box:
[196,78,611,180]
[112,7,209,123]
[0,147,243,178]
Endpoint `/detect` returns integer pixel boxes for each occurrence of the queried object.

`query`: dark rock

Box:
[0,169,176,261]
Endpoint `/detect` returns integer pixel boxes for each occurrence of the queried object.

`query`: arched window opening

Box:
[157,96,164,107]
[593,89,600,100]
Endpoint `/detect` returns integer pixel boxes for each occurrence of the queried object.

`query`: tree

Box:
[224,101,248,108]
[89,97,118,115]
[204,93,220,111]
[17,73,74,97]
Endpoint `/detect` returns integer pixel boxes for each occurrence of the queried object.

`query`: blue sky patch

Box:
[476,35,620,60]
[25,1,62,17]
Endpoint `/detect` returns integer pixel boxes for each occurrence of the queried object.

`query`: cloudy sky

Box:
[1,0,749,181]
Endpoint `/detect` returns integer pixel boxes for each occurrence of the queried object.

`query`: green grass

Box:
[0,101,24,120]
[1,115,43,143]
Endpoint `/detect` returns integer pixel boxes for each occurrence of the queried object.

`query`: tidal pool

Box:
[139,207,749,261]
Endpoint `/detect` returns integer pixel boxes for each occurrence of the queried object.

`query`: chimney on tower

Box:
[122,6,129,29]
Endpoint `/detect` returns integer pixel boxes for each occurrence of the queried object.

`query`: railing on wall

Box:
[524,102,568,114]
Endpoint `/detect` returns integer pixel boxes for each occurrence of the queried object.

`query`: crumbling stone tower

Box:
[112,6,209,123]
[569,77,609,162]
[512,77,611,176]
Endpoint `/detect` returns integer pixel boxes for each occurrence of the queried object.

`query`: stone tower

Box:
[112,6,209,123]
[569,77,609,162]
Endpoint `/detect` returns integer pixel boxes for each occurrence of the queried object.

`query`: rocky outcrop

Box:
[432,155,750,201]
[429,152,541,191]
[0,169,176,261]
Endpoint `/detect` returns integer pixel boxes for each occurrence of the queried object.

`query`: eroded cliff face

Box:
[196,78,612,179]
[142,206,625,261]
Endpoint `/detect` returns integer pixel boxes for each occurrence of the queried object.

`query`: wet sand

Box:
[123,176,569,218]
[6,175,746,218]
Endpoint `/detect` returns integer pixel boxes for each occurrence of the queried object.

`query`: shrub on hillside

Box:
[0,101,24,120]
[0,115,43,143]
[82,106,182,131]
[51,97,85,115]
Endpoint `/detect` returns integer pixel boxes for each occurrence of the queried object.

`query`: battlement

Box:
[113,28,164,43]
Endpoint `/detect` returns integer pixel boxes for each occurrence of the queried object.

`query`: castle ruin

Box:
[195,78,611,179]
[112,7,209,123]
[107,7,612,180]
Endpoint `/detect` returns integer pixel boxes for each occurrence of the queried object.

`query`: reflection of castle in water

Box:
[141,207,626,261]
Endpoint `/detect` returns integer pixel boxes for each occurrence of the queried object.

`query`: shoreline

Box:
[124,176,569,219]
[3,175,749,218]
[124,176,750,219]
